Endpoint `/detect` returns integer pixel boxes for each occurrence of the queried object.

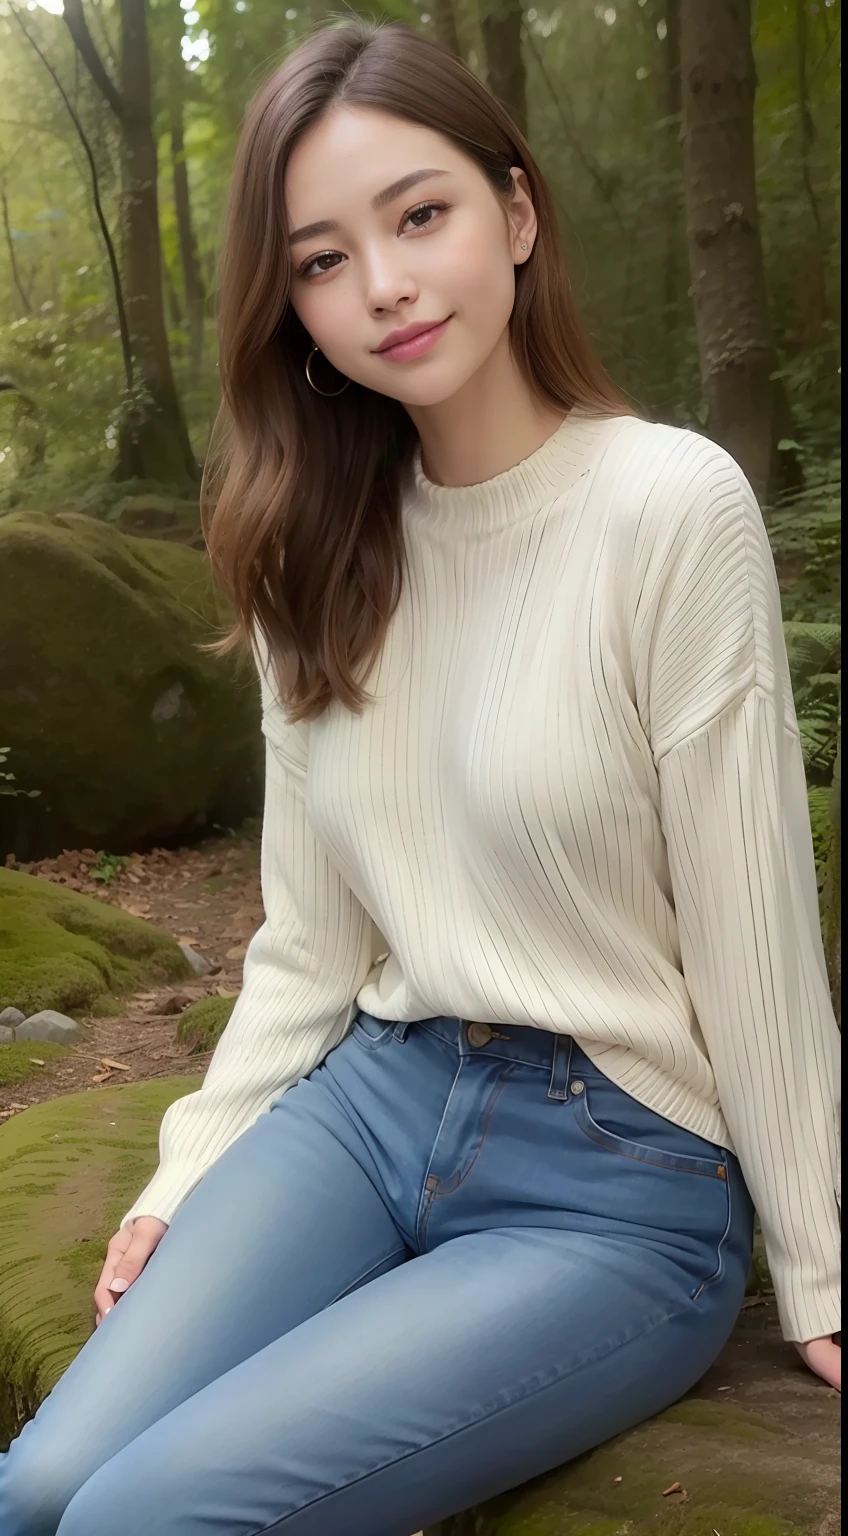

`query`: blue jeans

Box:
[0,1013,753,1535]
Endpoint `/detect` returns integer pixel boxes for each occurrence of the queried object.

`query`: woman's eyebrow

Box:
[288,167,450,245]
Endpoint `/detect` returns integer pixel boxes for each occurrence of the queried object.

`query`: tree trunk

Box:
[62,0,198,485]
[481,0,527,140]
[169,91,207,383]
[431,0,461,58]
[679,0,800,503]
[117,0,198,482]
[794,0,827,346]
[657,0,682,322]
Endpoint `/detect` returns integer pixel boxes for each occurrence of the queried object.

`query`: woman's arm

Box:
[118,634,379,1230]
[635,432,840,1357]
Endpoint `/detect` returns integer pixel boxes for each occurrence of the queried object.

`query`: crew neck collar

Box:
[405,406,626,536]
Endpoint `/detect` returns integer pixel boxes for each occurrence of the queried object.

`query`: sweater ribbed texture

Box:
[121,408,841,1344]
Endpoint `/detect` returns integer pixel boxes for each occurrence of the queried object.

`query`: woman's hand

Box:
[94,1215,169,1325]
[795,1334,841,1390]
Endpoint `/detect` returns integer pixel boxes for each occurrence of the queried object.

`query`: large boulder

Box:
[428,1370,840,1532]
[0,866,192,1018]
[0,511,263,861]
[0,1076,203,1449]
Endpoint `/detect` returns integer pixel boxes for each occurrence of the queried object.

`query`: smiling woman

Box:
[198,18,628,725]
[0,14,839,1536]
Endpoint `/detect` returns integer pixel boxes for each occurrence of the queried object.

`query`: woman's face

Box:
[284,106,536,408]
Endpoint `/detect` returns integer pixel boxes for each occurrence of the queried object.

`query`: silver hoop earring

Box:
[305,345,350,397]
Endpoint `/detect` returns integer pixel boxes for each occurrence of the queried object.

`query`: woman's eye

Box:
[299,251,343,279]
[402,201,447,233]
[298,202,448,277]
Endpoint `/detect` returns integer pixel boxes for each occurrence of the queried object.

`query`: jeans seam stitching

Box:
[327,1247,409,1307]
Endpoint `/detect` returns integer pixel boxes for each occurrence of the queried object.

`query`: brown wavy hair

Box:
[202,17,632,723]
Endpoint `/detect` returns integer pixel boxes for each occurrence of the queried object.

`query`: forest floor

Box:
[0,823,263,1120]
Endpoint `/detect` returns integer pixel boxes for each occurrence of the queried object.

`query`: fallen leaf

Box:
[216,986,240,998]
[612,1476,623,1485]
[717,1385,734,1392]
[662,1482,682,1497]
[100,1059,131,1072]
[28,1058,46,1066]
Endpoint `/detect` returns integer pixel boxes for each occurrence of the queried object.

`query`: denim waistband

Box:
[361,1012,608,1105]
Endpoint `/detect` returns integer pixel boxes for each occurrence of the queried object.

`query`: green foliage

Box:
[0,747,40,801]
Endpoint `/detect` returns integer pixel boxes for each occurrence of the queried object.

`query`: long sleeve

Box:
[119,636,378,1230]
[639,438,841,1342]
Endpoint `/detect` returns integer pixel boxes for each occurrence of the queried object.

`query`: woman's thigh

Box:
[54,1219,747,1536]
[0,1077,409,1536]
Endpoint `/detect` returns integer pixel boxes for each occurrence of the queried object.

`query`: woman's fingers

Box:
[795,1336,841,1390]
[93,1216,169,1324]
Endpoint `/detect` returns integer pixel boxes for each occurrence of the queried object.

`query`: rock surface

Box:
[12,1009,81,1044]
[0,866,193,1018]
[0,1074,203,1449]
[0,510,263,861]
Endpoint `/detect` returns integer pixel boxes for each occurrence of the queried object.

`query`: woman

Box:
[1,19,840,1536]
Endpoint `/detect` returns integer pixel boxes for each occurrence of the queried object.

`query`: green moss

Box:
[0,1075,203,1450]
[175,993,236,1053]
[0,866,192,1017]
[659,1398,780,1439]
[0,1041,69,1086]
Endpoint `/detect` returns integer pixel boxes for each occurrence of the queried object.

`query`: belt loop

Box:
[548,1034,573,1101]
[393,1018,414,1042]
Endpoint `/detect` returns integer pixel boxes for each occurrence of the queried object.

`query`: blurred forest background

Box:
[0,0,841,1011]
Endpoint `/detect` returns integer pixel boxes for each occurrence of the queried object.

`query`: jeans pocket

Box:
[350,1011,396,1050]
[569,1077,733,1298]
[571,1079,728,1181]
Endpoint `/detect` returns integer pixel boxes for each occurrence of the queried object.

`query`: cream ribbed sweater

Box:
[121,408,841,1344]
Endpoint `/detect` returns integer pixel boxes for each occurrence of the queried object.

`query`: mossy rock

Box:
[175,993,236,1053]
[0,866,193,1017]
[0,1075,203,1450]
[0,510,263,862]
[429,1387,839,1536]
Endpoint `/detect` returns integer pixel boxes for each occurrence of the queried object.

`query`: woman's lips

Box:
[375,317,452,362]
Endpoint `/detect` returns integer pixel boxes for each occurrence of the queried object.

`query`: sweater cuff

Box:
[119,1161,207,1231]
[774,1267,841,1344]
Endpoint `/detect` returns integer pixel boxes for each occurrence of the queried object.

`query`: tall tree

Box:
[62,0,199,484]
[481,0,527,139]
[656,0,682,322]
[431,0,461,59]
[679,0,798,501]
[165,20,207,383]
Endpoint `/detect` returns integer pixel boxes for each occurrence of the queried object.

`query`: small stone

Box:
[0,1007,26,1029]
[0,1026,15,1044]
[15,1010,81,1044]
[179,942,213,976]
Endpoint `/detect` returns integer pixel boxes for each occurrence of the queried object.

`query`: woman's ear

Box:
[508,167,537,264]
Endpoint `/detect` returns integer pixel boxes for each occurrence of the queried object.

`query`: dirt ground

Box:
[0,824,263,1119]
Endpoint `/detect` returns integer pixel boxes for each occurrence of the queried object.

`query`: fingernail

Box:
[109,1278,129,1293]
[104,1306,113,1314]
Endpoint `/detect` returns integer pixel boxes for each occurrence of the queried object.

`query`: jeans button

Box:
[467,1021,493,1048]
[570,1080,585,1094]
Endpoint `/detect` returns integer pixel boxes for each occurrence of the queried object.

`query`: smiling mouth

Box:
[374,317,453,361]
